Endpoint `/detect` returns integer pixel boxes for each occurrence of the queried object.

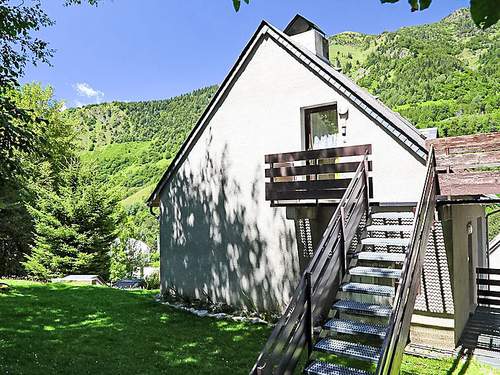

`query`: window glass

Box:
[306,106,338,150]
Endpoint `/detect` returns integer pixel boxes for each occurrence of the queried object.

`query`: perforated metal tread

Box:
[366,225,413,233]
[333,299,392,317]
[324,318,387,338]
[305,361,372,375]
[341,282,395,297]
[361,237,410,247]
[355,252,406,262]
[349,266,402,279]
[371,212,414,219]
[314,338,381,362]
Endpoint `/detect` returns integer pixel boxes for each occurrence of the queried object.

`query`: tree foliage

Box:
[0,84,73,276]
[69,86,217,250]
[24,161,123,280]
[232,0,499,30]
[331,9,499,136]
[0,0,55,183]
[70,10,499,258]
[380,0,499,30]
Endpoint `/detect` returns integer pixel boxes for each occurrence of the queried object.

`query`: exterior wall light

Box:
[338,104,349,137]
[467,222,473,235]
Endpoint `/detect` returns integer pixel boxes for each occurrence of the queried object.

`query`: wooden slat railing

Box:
[477,268,500,307]
[251,153,371,375]
[427,132,500,196]
[376,147,438,375]
[264,144,372,205]
[429,132,500,171]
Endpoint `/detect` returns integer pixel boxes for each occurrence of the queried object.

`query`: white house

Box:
[148,15,500,375]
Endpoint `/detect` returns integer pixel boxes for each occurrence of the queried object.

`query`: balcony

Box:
[264,144,372,206]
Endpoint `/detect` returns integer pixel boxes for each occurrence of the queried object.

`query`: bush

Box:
[144,269,160,290]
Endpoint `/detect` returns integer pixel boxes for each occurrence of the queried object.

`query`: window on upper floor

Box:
[304,104,339,151]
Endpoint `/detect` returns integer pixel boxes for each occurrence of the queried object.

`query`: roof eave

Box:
[146,21,272,205]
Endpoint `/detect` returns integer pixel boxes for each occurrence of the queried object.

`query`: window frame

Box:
[303,103,339,151]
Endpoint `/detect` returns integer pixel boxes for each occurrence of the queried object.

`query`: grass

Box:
[0,280,270,375]
[312,350,498,375]
[401,355,499,375]
[0,280,498,375]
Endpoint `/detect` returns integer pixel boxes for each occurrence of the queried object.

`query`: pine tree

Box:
[24,161,123,280]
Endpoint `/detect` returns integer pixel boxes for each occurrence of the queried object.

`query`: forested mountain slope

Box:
[330,8,499,136]
[67,86,217,204]
[69,9,498,249]
[65,86,217,248]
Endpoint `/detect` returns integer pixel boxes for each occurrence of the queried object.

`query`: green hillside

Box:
[329,8,499,136]
[69,9,499,249]
[67,86,218,248]
[68,86,217,202]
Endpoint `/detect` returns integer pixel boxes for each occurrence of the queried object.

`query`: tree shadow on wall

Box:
[161,130,299,313]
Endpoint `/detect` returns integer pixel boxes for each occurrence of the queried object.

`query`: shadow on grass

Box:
[0,281,271,375]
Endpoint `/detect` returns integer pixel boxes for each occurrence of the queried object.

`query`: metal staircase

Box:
[252,146,437,375]
[305,209,414,375]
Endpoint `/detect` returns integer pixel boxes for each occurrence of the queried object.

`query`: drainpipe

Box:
[149,205,160,221]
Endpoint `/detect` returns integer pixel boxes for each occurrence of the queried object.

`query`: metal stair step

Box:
[361,237,410,247]
[333,299,392,317]
[324,318,387,338]
[356,252,406,263]
[304,361,372,375]
[314,338,381,363]
[349,266,402,279]
[371,212,414,220]
[341,282,395,297]
[366,224,413,233]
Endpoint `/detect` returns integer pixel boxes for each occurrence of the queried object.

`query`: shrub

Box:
[145,269,160,290]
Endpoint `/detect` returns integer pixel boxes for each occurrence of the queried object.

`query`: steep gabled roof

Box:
[147,19,428,207]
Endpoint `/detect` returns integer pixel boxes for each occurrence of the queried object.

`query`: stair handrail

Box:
[376,147,438,375]
[251,152,371,375]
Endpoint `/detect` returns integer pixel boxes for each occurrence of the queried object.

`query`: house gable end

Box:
[148,21,427,206]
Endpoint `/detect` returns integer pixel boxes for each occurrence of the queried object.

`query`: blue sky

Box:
[22,0,469,107]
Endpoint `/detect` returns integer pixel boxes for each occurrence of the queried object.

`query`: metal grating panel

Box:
[314,338,381,362]
[361,237,410,247]
[371,217,413,226]
[356,252,406,263]
[298,218,314,259]
[341,282,394,297]
[305,361,372,375]
[371,212,414,220]
[348,211,367,254]
[414,220,454,314]
[324,318,387,338]
[349,266,402,279]
[366,224,413,233]
[369,216,413,253]
[333,299,392,317]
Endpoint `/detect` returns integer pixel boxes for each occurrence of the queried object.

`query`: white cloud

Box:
[74,82,104,103]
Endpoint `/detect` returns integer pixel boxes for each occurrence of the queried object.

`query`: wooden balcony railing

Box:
[264,144,372,206]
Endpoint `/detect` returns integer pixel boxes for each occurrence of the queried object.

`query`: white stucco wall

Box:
[449,205,487,343]
[159,33,426,311]
[490,233,500,269]
[490,249,500,269]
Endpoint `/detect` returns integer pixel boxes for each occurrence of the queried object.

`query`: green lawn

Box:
[0,280,498,375]
[0,280,270,374]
